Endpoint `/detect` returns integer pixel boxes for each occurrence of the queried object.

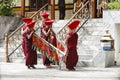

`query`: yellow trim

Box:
[66,5,73,9]
[55,4,73,9]
[13,7,29,11]
[13,4,73,11]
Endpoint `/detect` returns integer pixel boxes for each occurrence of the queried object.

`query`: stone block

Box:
[93,51,115,67]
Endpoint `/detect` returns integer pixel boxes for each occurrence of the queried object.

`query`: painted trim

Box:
[13,4,73,11]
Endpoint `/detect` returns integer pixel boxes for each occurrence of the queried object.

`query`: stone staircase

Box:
[52,18,111,67]
[0,18,112,67]
[76,19,110,67]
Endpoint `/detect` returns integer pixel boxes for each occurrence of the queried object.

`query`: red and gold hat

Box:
[40,11,49,18]
[27,21,36,28]
[44,20,54,25]
[22,18,32,24]
[68,19,80,30]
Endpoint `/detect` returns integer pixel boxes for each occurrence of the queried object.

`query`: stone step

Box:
[52,19,104,34]
[77,53,97,67]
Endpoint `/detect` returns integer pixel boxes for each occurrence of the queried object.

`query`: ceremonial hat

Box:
[40,11,49,18]
[27,21,36,28]
[22,18,32,24]
[44,20,54,25]
[68,19,80,30]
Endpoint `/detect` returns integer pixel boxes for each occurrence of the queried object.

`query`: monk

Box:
[22,18,32,57]
[65,19,80,71]
[45,20,59,65]
[22,20,37,69]
[44,20,56,47]
[40,11,50,40]
[40,11,50,25]
[40,12,52,68]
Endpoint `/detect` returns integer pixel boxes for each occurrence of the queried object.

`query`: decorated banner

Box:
[32,34,60,65]
[57,40,65,52]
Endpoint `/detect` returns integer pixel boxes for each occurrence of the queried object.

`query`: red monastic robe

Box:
[22,25,27,56]
[66,32,78,69]
[22,29,37,66]
[41,25,51,65]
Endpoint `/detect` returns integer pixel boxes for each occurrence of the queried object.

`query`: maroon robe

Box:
[22,29,37,66]
[41,26,51,65]
[66,32,78,69]
[22,25,27,56]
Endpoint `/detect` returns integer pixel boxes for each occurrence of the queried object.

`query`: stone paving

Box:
[0,62,120,80]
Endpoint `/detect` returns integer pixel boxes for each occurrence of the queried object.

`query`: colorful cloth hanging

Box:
[32,34,60,65]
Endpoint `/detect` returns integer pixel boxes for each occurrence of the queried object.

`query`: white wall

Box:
[103,10,120,65]
[13,0,29,6]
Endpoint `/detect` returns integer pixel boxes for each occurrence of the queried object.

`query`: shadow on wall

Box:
[0,16,22,42]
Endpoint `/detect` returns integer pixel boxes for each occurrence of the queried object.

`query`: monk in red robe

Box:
[39,11,50,28]
[40,12,52,68]
[22,20,37,69]
[65,19,80,71]
[40,11,50,41]
[22,18,32,57]
[45,20,59,65]
[44,20,56,46]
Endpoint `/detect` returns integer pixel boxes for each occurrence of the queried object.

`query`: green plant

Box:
[0,0,15,16]
[107,1,120,10]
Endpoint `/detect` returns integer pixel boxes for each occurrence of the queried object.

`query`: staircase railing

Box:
[57,1,90,46]
[5,3,51,62]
